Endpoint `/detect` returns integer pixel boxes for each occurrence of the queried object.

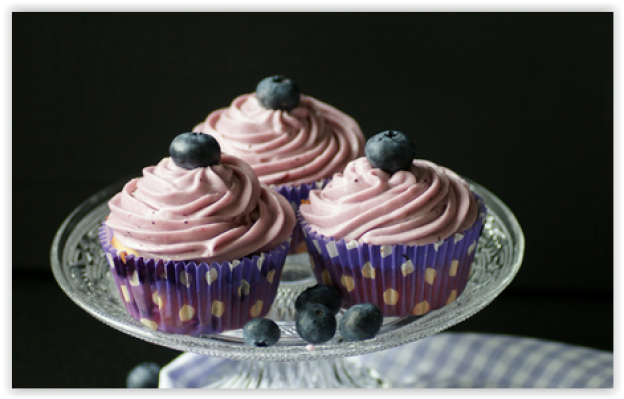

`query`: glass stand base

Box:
[189,357,390,388]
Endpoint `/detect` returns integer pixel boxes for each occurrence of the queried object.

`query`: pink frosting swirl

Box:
[300,158,478,245]
[193,94,365,186]
[106,154,296,263]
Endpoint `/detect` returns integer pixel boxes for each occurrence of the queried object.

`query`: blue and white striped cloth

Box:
[159,333,613,388]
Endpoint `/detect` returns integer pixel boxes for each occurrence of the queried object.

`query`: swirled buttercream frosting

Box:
[300,158,478,246]
[193,94,365,186]
[106,154,296,263]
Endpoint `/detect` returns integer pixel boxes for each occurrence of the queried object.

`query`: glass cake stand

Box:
[50,178,524,388]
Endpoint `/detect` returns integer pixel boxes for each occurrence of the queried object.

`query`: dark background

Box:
[13,12,613,388]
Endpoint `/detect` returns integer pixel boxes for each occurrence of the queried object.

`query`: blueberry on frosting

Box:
[169,132,221,170]
[365,130,416,175]
[256,75,301,111]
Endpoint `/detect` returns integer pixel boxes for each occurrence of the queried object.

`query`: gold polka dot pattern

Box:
[413,301,430,315]
[468,241,476,255]
[129,271,140,286]
[120,285,130,302]
[206,268,218,285]
[211,301,225,317]
[238,280,250,297]
[179,271,192,288]
[383,288,399,305]
[446,290,458,305]
[362,262,375,279]
[267,269,276,284]
[341,275,355,292]
[152,292,163,309]
[229,259,240,270]
[381,245,393,258]
[250,300,264,318]
[425,268,437,285]
[401,260,414,277]
[179,304,195,322]
[449,260,459,276]
[140,318,158,330]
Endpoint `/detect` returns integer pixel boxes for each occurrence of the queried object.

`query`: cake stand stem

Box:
[192,357,391,388]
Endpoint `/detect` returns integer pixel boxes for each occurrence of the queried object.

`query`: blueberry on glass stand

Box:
[126,362,161,388]
[365,130,416,175]
[169,132,221,170]
[339,303,384,342]
[243,318,281,347]
[295,284,342,315]
[296,303,337,344]
[256,75,301,111]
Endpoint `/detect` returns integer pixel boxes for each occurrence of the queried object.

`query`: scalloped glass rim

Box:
[51,177,524,362]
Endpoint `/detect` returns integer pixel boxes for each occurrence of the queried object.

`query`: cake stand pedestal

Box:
[51,178,524,389]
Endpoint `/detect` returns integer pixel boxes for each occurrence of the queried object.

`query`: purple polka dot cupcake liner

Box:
[99,223,290,335]
[273,179,330,254]
[298,195,487,317]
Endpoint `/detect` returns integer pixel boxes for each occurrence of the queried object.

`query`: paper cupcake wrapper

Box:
[99,224,290,335]
[273,179,330,254]
[299,196,487,317]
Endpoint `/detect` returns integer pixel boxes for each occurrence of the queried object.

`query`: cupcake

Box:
[192,76,365,253]
[100,132,296,335]
[299,131,487,317]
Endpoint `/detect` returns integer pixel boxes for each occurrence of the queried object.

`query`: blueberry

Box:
[365,130,416,175]
[339,303,384,342]
[256,75,301,111]
[296,303,337,344]
[169,132,220,170]
[243,318,281,347]
[126,362,160,388]
[295,284,342,315]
